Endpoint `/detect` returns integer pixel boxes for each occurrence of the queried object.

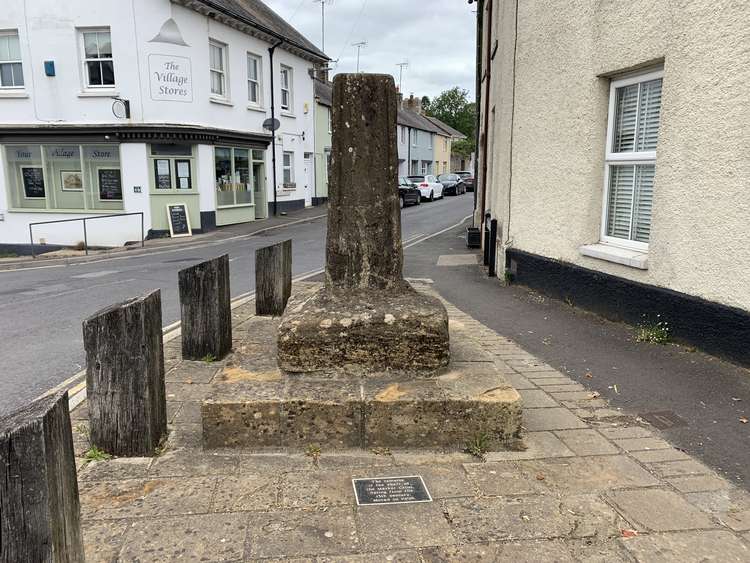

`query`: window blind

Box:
[606,164,655,243]
[636,79,662,152]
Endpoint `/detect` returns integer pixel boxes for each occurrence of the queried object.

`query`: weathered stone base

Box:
[202,352,522,450]
[277,284,450,373]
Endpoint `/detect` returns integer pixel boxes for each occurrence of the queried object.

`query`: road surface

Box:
[0,194,473,415]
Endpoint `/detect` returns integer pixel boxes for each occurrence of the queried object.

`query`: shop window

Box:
[150,144,194,192]
[4,143,122,211]
[0,31,24,88]
[80,28,114,88]
[215,147,263,207]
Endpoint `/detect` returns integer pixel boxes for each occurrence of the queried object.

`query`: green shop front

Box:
[1,125,272,248]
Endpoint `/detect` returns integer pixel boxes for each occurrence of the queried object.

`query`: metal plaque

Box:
[352,475,432,506]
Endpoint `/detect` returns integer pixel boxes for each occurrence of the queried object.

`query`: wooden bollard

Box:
[83,290,167,457]
[256,239,292,316]
[0,391,85,562]
[179,254,232,360]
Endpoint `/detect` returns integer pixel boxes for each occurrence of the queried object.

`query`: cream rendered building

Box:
[474,0,750,365]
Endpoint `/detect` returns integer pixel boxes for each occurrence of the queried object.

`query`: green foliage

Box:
[0,251,18,258]
[424,87,476,143]
[201,353,217,363]
[305,443,321,465]
[464,432,491,461]
[636,315,670,344]
[83,446,111,464]
[452,138,475,158]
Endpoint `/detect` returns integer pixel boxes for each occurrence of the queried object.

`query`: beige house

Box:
[474,0,750,365]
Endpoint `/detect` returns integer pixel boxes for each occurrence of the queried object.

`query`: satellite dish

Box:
[263,118,281,132]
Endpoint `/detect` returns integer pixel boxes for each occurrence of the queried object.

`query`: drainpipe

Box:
[472,0,484,224]
[407,127,412,173]
[269,40,284,216]
[479,0,493,231]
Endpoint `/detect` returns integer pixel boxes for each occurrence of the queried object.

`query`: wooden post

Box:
[179,254,232,360]
[0,391,85,562]
[256,239,292,316]
[82,290,167,457]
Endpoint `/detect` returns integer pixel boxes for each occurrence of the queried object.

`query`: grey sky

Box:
[265,0,477,99]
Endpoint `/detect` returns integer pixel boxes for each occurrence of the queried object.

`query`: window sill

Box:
[579,243,648,270]
[217,203,255,209]
[210,97,233,107]
[78,90,119,98]
[8,208,122,214]
[0,90,29,98]
[247,104,266,113]
[280,111,296,118]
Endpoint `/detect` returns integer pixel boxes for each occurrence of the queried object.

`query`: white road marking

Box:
[71,270,120,279]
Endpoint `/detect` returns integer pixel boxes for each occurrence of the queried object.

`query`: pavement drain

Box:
[639,410,688,430]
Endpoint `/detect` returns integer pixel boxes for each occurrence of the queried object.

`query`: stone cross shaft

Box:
[325,73,405,291]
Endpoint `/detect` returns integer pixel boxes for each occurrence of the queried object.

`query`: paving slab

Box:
[516,455,659,493]
[621,529,750,562]
[667,474,730,493]
[685,488,750,531]
[483,431,575,461]
[523,407,589,431]
[554,429,620,456]
[613,436,672,452]
[82,520,129,562]
[356,503,455,550]
[246,507,359,558]
[119,513,248,562]
[607,488,716,531]
[517,389,558,408]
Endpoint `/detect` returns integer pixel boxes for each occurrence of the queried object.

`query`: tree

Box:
[424,87,476,153]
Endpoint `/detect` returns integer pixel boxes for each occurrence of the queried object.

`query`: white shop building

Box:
[0,0,327,249]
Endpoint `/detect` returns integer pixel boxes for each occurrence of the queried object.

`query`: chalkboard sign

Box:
[22,167,45,198]
[166,203,192,238]
[98,169,122,201]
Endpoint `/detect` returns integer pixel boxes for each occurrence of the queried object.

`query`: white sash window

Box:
[602,70,663,250]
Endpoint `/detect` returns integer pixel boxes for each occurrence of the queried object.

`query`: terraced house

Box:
[474,0,750,364]
[0,0,327,250]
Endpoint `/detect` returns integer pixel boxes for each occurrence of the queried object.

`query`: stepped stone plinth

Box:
[201,74,522,452]
[277,73,449,373]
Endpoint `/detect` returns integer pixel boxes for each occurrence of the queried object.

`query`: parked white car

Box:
[407,175,444,201]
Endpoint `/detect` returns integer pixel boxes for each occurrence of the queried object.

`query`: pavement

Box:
[403,226,750,489]
[0,205,330,271]
[70,283,750,562]
[0,195,473,415]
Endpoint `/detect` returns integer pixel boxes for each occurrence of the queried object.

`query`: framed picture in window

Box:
[61,170,83,191]
[154,159,172,189]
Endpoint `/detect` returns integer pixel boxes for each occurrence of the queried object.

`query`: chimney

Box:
[403,94,423,115]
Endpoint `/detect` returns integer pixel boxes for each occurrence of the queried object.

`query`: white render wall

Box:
[484,0,750,313]
[0,0,318,245]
